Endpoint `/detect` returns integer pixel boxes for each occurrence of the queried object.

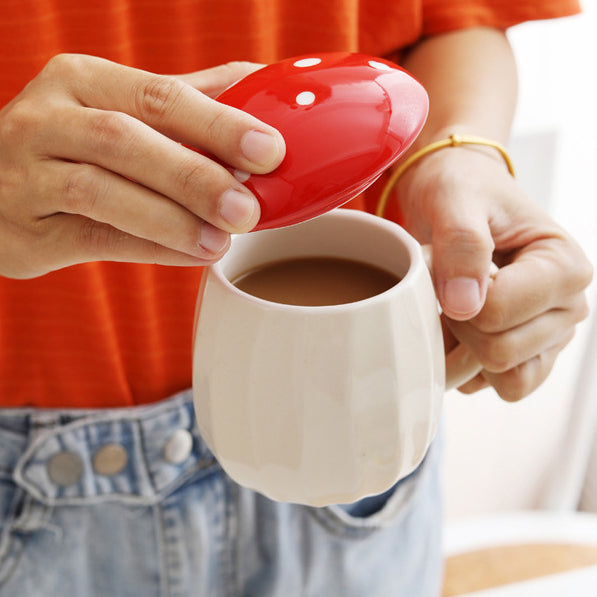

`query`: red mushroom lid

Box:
[216,52,429,231]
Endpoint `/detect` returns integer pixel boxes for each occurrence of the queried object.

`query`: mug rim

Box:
[207,209,424,312]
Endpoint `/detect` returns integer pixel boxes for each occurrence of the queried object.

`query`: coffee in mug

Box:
[232,257,401,306]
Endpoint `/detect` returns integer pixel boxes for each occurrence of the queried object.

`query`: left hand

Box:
[396,144,593,401]
[0,58,280,278]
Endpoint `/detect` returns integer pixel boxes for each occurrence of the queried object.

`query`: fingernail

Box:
[240,129,283,169]
[442,278,482,317]
[219,188,259,229]
[199,223,229,255]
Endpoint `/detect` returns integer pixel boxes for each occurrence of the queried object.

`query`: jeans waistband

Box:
[0,390,218,506]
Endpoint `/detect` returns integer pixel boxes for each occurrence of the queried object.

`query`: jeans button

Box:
[164,429,193,464]
[48,451,83,486]
[93,444,128,476]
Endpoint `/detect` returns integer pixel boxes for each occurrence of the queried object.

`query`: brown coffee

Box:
[232,256,400,306]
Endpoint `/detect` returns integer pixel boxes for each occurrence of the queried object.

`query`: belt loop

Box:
[11,492,52,534]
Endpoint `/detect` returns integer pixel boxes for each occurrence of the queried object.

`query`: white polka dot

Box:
[293,58,322,68]
[233,169,251,183]
[295,91,315,106]
[368,60,393,71]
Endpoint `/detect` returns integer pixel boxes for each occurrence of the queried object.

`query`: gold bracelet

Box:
[376,134,515,218]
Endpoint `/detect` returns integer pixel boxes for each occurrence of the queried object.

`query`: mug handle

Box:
[421,245,497,391]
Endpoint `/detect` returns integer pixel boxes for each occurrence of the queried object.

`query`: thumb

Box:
[432,204,494,321]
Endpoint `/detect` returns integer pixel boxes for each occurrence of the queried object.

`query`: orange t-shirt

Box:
[0,0,580,408]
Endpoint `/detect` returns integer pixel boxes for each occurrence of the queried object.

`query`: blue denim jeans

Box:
[0,390,442,596]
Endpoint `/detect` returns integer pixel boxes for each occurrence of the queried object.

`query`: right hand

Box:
[0,55,285,278]
[396,142,592,401]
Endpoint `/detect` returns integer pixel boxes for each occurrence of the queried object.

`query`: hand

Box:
[397,144,593,401]
[0,55,285,278]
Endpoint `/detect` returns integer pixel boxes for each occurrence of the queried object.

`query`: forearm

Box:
[401,27,518,147]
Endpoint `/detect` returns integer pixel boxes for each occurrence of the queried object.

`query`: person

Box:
[0,1,591,595]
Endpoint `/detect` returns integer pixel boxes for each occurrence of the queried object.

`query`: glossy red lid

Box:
[216,53,429,230]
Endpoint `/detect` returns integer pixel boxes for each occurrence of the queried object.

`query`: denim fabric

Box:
[0,390,443,597]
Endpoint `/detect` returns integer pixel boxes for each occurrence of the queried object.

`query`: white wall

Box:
[444,3,597,520]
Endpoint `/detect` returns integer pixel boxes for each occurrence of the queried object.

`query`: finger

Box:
[455,331,573,399]
[430,192,494,321]
[46,107,261,233]
[175,62,265,98]
[45,161,230,259]
[482,334,574,402]
[456,374,490,394]
[38,214,223,271]
[46,54,285,173]
[447,302,585,374]
[473,238,593,333]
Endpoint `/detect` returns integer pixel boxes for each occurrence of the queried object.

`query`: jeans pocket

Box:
[306,440,440,541]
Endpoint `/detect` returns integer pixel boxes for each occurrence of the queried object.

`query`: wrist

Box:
[377,132,515,218]
[416,124,511,164]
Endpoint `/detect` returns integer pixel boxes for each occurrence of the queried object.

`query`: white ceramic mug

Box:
[192,209,479,507]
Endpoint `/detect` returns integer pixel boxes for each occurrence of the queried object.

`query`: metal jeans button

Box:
[93,444,128,476]
[47,451,84,486]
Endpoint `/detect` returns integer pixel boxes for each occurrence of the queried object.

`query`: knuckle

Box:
[572,251,594,291]
[204,103,233,146]
[581,257,594,286]
[476,334,517,373]
[554,237,594,292]
[494,366,535,402]
[436,224,493,254]
[75,218,106,251]
[569,295,591,326]
[62,165,101,215]
[475,298,508,333]
[135,75,185,122]
[0,217,55,279]
[87,110,133,155]
[42,53,86,79]
[223,61,259,78]
[175,156,211,201]
[0,99,41,143]
[560,328,576,350]
[225,60,250,71]
[578,297,591,322]
[75,219,123,257]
